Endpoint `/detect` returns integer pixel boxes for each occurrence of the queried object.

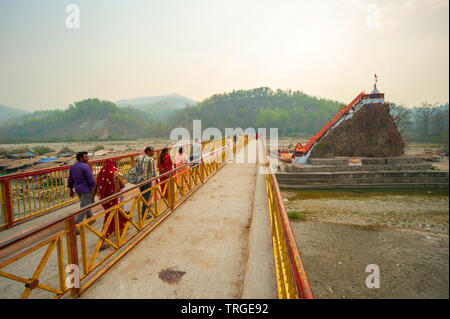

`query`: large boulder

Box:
[310,103,404,158]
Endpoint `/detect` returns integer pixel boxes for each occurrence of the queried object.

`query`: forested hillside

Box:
[0,99,153,142]
[390,102,449,145]
[0,88,345,141]
[0,88,447,145]
[168,87,344,136]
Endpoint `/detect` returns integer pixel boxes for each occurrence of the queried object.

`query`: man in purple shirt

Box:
[68,151,96,227]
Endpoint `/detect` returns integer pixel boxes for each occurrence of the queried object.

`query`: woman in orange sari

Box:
[96,160,127,251]
[158,148,173,200]
[175,147,189,188]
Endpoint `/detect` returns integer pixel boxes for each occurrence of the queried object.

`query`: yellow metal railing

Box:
[261,140,314,299]
[0,154,136,229]
[0,138,235,229]
[0,136,248,298]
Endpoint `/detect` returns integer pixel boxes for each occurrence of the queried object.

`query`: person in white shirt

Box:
[191,138,202,166]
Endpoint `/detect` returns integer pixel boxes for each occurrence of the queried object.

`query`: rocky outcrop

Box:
[310,103,404,158]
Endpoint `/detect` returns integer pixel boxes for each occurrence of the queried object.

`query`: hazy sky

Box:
[0,0,448,111]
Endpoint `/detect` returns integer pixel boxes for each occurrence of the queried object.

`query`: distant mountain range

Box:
[0,104,29,123]
[115,93,196,107]
[1,89,447,143]
[116,94,197,121]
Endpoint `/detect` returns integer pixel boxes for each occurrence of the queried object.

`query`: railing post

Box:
[65,216,80,297]
[168,176,175,210]
[1,180,14,228]
[200,162,205,182]
[222,138,226,163]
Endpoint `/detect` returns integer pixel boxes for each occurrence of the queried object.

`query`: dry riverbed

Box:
[283,188,449,234]
[282,188,449,299]
[0,138,173,154]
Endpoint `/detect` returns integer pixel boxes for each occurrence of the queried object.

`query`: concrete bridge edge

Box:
[241,141,278,299]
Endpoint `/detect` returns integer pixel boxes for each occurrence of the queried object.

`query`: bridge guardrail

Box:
[0,138,228,229]
[0,135,249,298]
[261,140,314,299]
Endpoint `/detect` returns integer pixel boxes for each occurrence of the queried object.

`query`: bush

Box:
[92,145,105,152]
[32,146,55,155]
[59,146,74,153]
[287,211,307,221]
[0,147,8,156]
[9,146,33,154]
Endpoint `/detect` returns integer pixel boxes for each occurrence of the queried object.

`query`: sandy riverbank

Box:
[291,221,448,298]
[283,188,449,234]
[282,188,449,298]
[0,138,173,154]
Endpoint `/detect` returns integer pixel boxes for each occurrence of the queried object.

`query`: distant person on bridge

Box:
[175,147,189,187]
[137,146,156,219]
[93,159,127,251]
[158,148,173,200]
[68,151,96,228]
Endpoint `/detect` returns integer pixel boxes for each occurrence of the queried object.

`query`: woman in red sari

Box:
[158,148,173,200]
[96,159,127,251]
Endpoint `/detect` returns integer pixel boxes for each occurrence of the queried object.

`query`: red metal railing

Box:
[0,139,221,229]
[0,136,248,298]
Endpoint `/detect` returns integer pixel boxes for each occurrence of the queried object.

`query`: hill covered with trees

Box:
[0,99,154,142]
[0,88,447,145]
[168,87,344,136]
[390,102,449,145]
[0,88,345,141]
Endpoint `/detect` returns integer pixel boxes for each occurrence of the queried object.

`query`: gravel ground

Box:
[283,188,449,299]
[291,221,449,299]
[283,190,449,234]
[0,138,173,154]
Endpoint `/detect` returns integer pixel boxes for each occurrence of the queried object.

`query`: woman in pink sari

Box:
[175,147,189,188]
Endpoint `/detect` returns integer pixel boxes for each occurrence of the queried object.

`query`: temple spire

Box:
[371,73,379,93]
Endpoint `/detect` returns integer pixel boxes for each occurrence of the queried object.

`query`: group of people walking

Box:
[67,141,201,251]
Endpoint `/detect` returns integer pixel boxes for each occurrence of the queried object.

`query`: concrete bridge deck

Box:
[0,139,277,299]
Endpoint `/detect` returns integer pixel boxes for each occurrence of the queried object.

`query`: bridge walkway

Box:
[78,139,276,298]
